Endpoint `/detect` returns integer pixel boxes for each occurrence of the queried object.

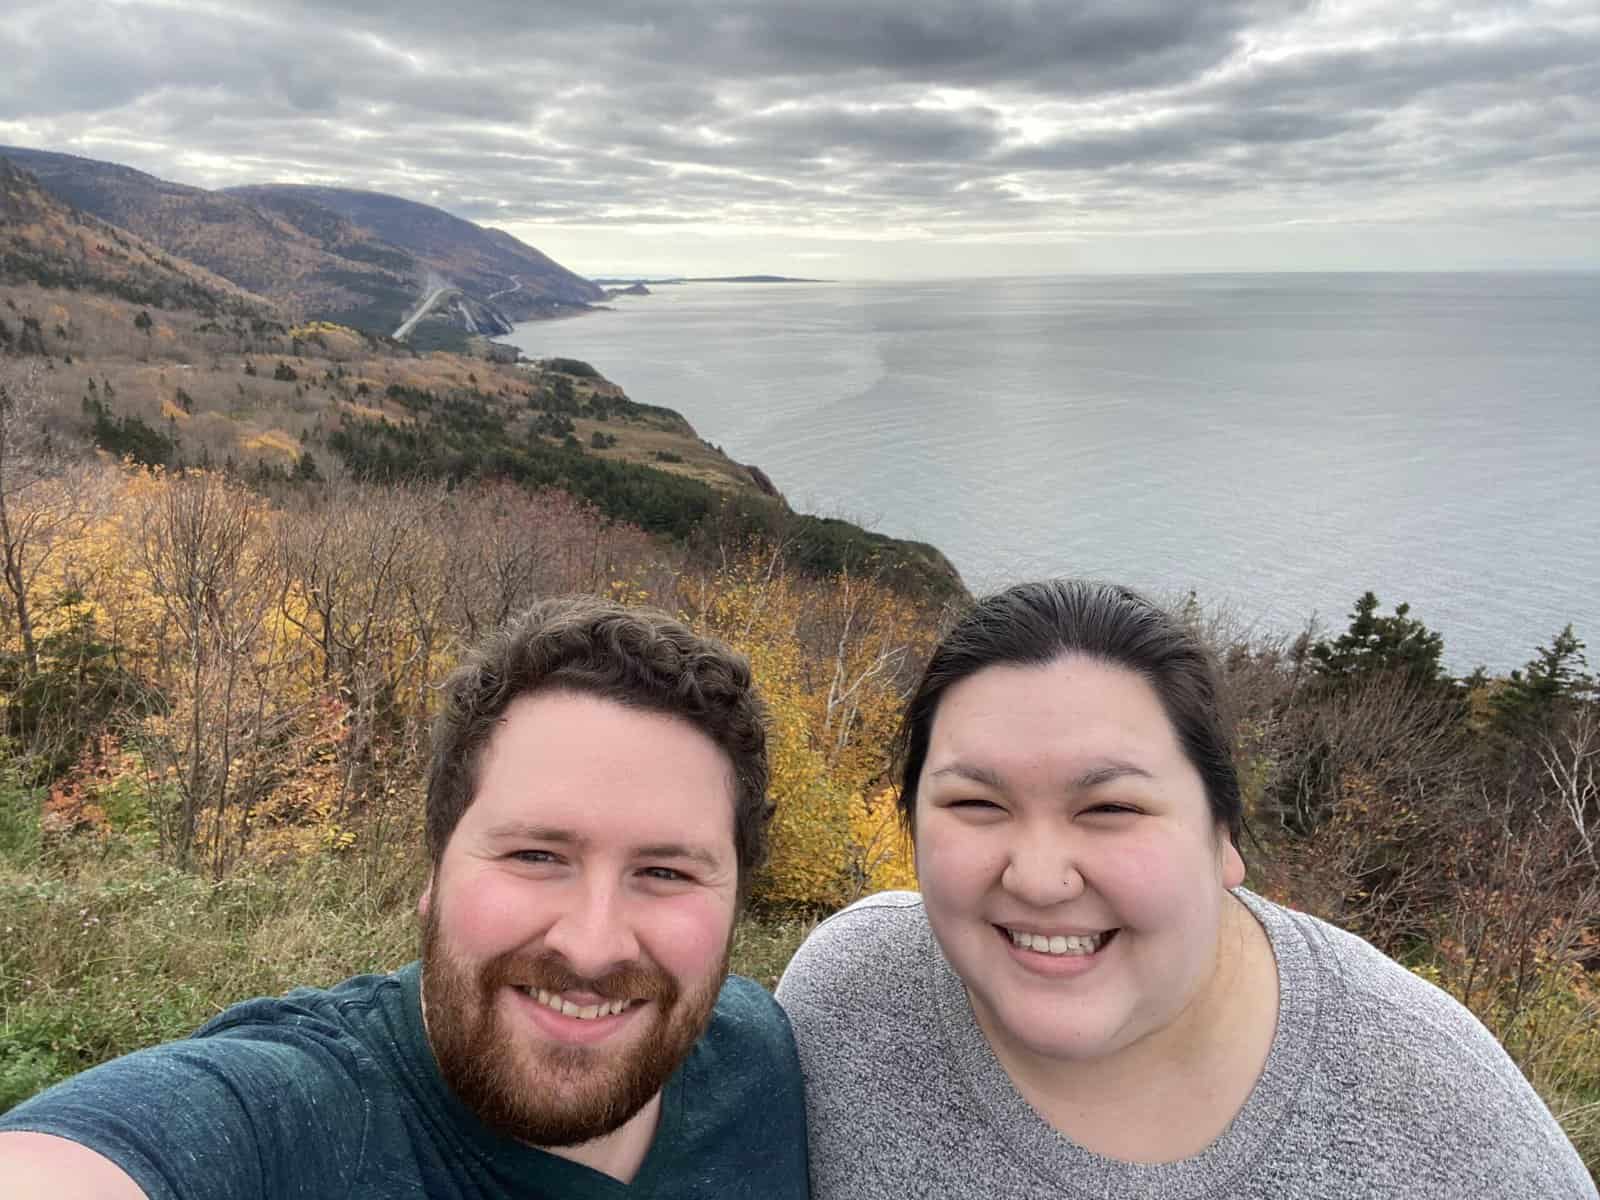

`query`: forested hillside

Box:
[2,147,601,340]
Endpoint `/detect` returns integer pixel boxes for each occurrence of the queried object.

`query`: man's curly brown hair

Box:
[426,596,772,904]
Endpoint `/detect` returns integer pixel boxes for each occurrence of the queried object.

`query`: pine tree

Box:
[1492,624,1592,735]
[1311,591,1446,690]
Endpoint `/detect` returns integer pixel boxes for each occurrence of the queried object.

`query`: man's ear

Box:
[417,880,433,921]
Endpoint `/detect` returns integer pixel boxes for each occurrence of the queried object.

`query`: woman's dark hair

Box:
[896,579,1241,847]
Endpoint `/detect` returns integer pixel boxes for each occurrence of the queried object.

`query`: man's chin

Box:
[430,1012,662,1146]
[423,970,726,1148]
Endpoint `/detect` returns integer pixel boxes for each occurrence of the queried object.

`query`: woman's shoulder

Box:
[774,890,929,1012]
[1258,896,1502,1046]
[1247,892,1513,1066]
[1244,892,1594,1193]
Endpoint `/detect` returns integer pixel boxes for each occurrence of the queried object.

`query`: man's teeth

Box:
[527,988,634,1020]
[1007,929,1105,956]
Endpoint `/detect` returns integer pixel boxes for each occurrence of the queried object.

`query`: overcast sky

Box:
[2,0,1597,278]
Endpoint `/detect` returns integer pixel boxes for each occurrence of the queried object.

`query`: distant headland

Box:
[591,274,827,285]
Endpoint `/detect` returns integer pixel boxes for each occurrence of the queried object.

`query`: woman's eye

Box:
[1086,803,1139,816]
[947,797,1002,811]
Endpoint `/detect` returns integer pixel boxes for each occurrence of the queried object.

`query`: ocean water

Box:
[507,273,1600,673]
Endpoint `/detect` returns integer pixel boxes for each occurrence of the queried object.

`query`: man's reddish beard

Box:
[419,901,730,1148]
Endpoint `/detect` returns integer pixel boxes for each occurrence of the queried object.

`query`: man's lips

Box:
[518,986,637,1021]
[508,984,649,1045]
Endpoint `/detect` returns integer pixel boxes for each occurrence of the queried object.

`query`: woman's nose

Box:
[1000,831,1085,906]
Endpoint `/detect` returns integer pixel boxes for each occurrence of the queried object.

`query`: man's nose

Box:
[541,877,641,980]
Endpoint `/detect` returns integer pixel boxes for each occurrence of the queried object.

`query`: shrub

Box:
[543,357,600,379]
[0,746,42,866]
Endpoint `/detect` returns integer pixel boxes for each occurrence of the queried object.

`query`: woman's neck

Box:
[987,893,1280,1164]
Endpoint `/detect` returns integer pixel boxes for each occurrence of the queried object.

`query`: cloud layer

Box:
[2,0,1596,275]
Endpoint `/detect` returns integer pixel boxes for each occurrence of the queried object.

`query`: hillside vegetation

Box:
[229,184,602,317]
[2,147,602,341]
[0,159,271,321]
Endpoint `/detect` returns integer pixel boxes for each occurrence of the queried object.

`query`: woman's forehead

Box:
[923,657,1180,763]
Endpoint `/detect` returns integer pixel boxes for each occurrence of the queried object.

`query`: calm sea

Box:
[507,273,1600,673]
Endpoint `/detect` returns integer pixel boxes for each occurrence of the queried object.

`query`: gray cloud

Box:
[0,0,1595,273]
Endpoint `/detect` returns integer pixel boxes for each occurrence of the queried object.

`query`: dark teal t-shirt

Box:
[0,964,810,1198]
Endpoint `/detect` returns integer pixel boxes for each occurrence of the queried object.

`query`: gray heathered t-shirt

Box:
[775,889,1596,1199]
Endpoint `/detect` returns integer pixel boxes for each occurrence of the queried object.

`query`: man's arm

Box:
[0,1018,370,1200]
[0,1132,147,1199]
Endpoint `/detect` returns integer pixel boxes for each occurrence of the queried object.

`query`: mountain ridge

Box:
[0,145,601,345]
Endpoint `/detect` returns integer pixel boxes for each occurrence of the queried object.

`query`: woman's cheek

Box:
[915,820,999,899]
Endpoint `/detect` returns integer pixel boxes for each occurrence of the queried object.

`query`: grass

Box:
[0,854,418,1111]
[0,846,817,1115]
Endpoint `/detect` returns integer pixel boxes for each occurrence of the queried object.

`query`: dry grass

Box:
[0,841,818,1115]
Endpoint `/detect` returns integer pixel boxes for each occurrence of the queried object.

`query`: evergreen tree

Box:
[1492,624,1592,735]
[1311,591,1447,690]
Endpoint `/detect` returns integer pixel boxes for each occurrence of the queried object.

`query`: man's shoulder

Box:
[5,966,409,1115]
[689,974,801,1080]
[193,965,411,1046]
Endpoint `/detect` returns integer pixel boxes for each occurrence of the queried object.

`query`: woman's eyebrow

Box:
[927,762,1004,787]
[1075,761,1154,788]
[928,760,1153,790]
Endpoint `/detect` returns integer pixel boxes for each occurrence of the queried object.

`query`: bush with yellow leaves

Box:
[697,550,933,908]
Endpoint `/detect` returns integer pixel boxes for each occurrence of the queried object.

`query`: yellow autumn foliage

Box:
[702,552,931,908]
[2,461,935,898]
[850,787,918,894]
[341,400,394,424]
[242,429,300,458]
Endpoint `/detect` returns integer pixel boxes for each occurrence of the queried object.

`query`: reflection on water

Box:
[508,273,1600,672]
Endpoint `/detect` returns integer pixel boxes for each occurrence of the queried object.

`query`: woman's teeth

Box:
[1007,928,1106,956]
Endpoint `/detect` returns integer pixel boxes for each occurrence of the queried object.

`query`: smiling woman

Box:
[775,579,1598,1199]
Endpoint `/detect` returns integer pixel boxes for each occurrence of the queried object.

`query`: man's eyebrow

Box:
[481,822,583,845]
[634,843,726,870]
[479,824,724,869]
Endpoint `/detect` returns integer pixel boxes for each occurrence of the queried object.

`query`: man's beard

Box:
[419,904,729,1148]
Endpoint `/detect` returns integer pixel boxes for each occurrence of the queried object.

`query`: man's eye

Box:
[640,866,688,882]
[511,849,559,864]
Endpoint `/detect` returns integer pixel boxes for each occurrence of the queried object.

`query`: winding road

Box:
[392,284,457,341]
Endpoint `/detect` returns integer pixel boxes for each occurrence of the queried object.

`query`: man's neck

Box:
[543,1093,662,1184]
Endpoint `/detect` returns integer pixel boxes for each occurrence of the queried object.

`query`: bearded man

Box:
[0,598,809,1198]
